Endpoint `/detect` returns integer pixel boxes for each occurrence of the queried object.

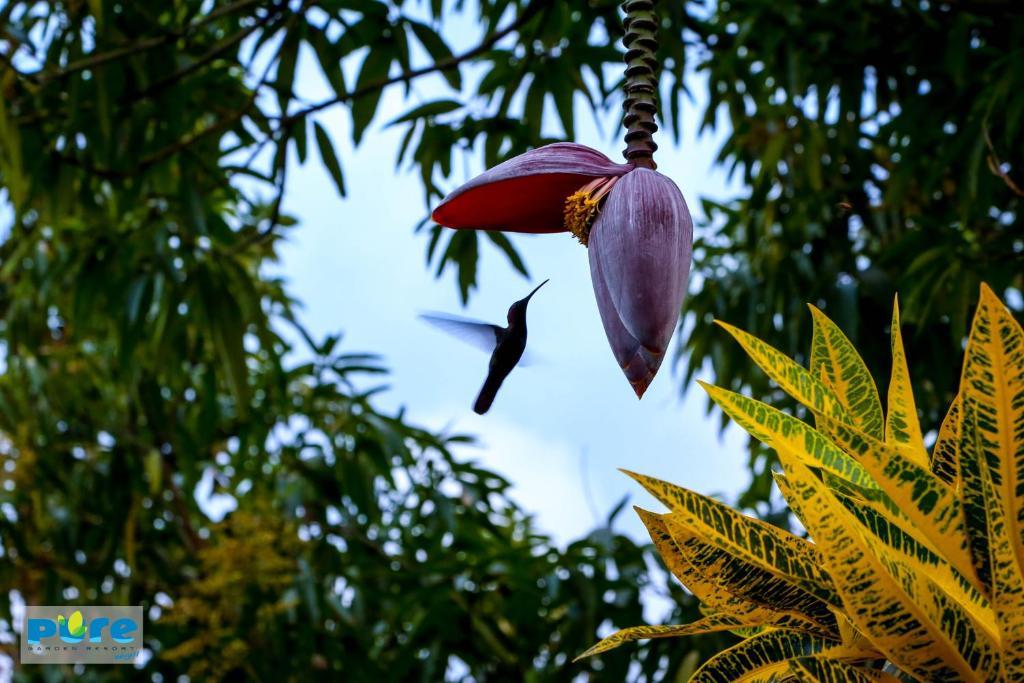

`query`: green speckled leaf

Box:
[809,305,884,440]
[932,392,963,486]
[789,656,900,682]
[716,319,853,425]
[775,454,998,681]
[574,614,756,660]
[885,298,928,467]
[699,382,877,490]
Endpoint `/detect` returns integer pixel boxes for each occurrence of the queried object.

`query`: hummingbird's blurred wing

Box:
[418,313,502,353]
[418,313,540,367]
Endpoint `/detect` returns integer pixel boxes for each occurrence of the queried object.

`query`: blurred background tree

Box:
[0,0,1020,679]
[0,0,730,680]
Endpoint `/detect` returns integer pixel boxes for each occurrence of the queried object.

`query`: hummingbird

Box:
[419,279,548,414]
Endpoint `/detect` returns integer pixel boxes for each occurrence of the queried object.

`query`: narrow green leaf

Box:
[314,122,346,198]
[387,99,462,127]
[351,49,392,145]
[407,20,460,90]
[809,305,884,440]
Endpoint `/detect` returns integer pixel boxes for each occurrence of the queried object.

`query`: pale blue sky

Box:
[265,6,750,548]
[0,6,755,643]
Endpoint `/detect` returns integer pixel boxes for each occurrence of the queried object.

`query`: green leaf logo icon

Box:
[58,611,87,637]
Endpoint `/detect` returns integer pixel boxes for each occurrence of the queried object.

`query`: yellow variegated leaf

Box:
[962,284,1024,556]
[774,454,998,682]
[823,408,937,485]
[638,507,767,613]
[979,434,1024,679]
[716,320,853,425]
[728,623,768,639]
[789,656,902,682]
[809,305,884,440]
[637,508,838,638]
[699,382,878,490]
[961,283,1024,675]
[959,398,993,592]
[885,297,928,467]
[932,392,962,486]
[637,507,711,596]
[830,484,996,640]
[691,629,876,683]
[574,614,757,660]
[638,507,779,610]
[661,514,840,635]
[820,471,904,522]
[818,474,918,560]
[624,469,839,608]
[816,415,980,592]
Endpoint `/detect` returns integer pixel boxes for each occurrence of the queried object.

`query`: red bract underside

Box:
[431,173,599,233]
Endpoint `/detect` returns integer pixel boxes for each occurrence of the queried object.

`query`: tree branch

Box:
[278,0,547,127]
[33,0,268,85]
[132,0,290,101]
[51,0,544,183]
[984,124,1024,198]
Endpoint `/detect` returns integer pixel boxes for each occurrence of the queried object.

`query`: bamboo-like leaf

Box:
[313,122,346,198]
[625,470,840,608]
[351,49,392,145]
[699,382,878,490]
[574,614,756,660]
[816,414,980,592]
[716,320,853,425]
[932,392,963,486]
[885,297,928,467]
[774,454,998,681]
[690,629,874,683]
[637,508,838,637]
[809,305,884,440]
[789,656,901,682]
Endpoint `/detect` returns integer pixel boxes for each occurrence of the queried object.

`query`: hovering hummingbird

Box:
[419,279,549,414]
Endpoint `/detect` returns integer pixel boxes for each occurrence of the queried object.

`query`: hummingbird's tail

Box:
[473,370,506,415]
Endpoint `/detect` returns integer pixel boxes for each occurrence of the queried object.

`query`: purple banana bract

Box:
[432,142,693,398]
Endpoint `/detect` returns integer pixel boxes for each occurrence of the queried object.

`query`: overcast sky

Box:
[263,6,750,549]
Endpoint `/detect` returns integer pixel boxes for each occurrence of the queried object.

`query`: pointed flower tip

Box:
[586,167,693,399]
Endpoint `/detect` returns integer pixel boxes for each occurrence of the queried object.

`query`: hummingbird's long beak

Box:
[522,278,549,303]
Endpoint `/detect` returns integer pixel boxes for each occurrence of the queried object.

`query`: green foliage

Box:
[0,0,714,679]
[683,0,1024,443]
